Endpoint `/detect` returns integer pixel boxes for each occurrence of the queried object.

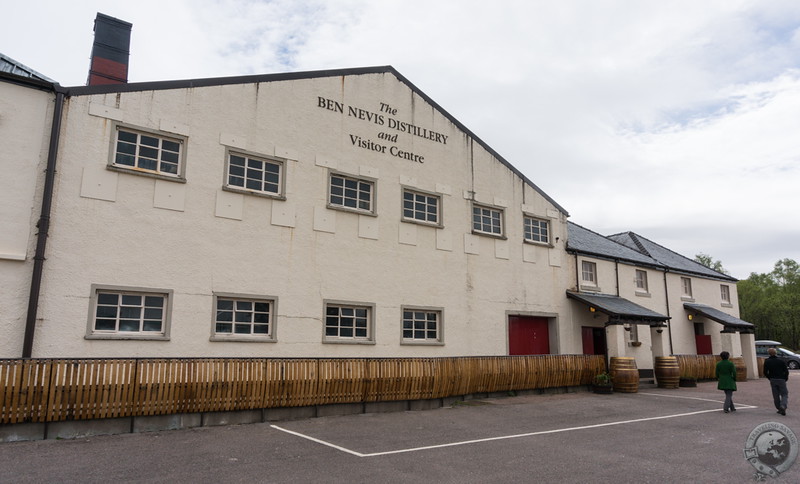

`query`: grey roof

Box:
[608,232,736,281]
[566,291,670,324]
[566,222,662,267]
[0,53,54,82]
[684,303,754,332]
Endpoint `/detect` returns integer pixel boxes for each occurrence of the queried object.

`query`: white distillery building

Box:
[0,14,756,376]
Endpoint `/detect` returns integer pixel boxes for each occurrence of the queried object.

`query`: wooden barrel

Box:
[731,357,747,382]
[610,357,639,393]
[654,356,680,389]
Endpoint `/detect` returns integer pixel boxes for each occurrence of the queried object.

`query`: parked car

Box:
[755,340,800,369]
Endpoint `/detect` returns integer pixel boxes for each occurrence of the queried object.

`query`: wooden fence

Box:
[0,355,605,425]
[674,354,762,380]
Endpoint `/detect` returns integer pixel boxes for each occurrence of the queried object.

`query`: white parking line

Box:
[270,393,756,458]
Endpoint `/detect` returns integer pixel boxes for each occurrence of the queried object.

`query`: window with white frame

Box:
[324,302,374,342]
[523,216,550,244]
[402,308,443,344]
[87,285,171,340]
[472,204,504,236]
[112,126,184,179]
[635,269,648,293]
[225,152,283,197]
[581,261,597,285]
[212,295,275,341]
[329,173,375,213]
[402,189,441,225]
[720,284,731,304]
[681,277,693,298]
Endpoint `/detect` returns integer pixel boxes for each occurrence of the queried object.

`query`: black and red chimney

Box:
[87,13,132,86]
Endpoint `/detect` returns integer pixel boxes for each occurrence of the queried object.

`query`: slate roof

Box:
[566,222,663,267]
[0,53,54,82]
[684,303,754,332]
[566,291,670,324]
[608,231,736,281]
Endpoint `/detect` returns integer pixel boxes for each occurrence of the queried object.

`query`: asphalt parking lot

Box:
[1,376,799,484]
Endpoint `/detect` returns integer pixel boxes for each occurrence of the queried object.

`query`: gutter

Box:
[22,86,66,358]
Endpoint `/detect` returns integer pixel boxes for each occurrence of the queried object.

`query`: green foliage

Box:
[695,253,729,275]
[594,372,612,386]
[739,259,800,349]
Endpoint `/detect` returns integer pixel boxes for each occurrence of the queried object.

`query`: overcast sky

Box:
[4,0,799,279]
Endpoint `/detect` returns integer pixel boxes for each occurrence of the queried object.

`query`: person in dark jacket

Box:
[764,347,790,415]
[716,351,737,413]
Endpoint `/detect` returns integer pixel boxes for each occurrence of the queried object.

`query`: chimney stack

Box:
[87,13,132,86]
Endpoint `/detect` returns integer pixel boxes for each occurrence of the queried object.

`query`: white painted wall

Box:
[0,82,54,357]
[21,72,573,358]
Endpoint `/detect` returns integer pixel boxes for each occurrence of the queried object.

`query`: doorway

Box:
[582,326,607,355]
[508,316,550,355]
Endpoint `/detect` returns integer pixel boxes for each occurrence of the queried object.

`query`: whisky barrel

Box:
[731,357,747,382]
[654,356,680,389]
[610,357,639,393]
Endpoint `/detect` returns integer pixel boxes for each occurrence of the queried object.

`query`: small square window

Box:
[111,127,185,180]
[225,152,283,197]
[329,173,375,214]
[212,294,276,341]
[523,216,549,244]
[323,302,375,343]
[401,308,443,345]
[472,204,504,237]
[87,285,172,340]
[402,189,441,226]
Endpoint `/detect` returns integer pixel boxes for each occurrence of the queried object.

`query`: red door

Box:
[582,327,606,355]
[509,316,550,355]
[695,335,712,355]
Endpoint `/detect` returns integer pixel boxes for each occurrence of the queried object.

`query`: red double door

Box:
[508,316,550,355]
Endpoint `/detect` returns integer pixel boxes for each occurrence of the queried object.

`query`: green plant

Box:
[594,372,612,386]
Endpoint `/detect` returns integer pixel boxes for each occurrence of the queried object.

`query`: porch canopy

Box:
[683,303,755,334]
[567,291,670,326]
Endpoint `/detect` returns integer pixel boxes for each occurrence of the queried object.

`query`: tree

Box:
[739,259,800,349]
[695,253,728,275]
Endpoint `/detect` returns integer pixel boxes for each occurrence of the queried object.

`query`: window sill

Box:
[401,340,445,346]
[322,339,376,345]
[222,185,285,200]
[721,303,733,308]
[471,230,507,240]
[635,291,651,298]
[401,218,443,229]
[681,296,695,302]
[85,333,170,341]
[523,240,553,248]
[326,204,377,217]
[107,164,186,183]
[579,285,601,292]
[210,336,277,343]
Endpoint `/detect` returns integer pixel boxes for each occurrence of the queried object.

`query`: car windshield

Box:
[780,347,798,356]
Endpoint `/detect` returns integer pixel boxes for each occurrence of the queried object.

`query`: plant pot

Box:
[679,378,697,387]
[592,384,613,394]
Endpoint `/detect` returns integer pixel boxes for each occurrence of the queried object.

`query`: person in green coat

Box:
[716,351,737,413]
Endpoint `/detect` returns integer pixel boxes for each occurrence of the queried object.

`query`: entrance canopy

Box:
[566,291,670,326]
[683,303,755,334]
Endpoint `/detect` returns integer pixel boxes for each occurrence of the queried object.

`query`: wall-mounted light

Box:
[656,328,664,334]
[589,307,596,313]
[688,314,693,321]
[624,324,631,332]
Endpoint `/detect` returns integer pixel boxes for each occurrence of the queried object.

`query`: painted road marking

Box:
[271,392,754,457]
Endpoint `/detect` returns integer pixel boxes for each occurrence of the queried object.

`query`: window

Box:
[523,216,550,244]
[402,189,440,226]
[472,204,504,237]
[112,126,184,179]
[681,277,693,298]
[720,285,731,304]
[225,152,283,197]
[212,294,276,341]
[581,261,597,285]
[402,307,443,344]
[329,173,375,214]
[87,285,171,340]
[324,302,374,343]
[635,270,648,293]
